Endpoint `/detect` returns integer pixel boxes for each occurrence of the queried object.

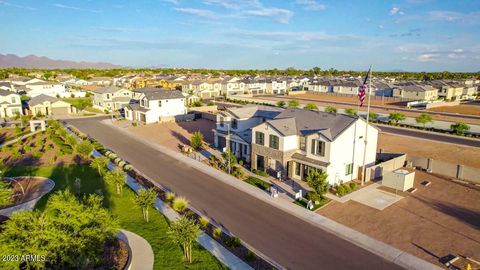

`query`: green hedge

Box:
[244,177,272,190]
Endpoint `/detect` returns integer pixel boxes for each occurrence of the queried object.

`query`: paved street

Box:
[377,125,480,148]
[66,117,402,270]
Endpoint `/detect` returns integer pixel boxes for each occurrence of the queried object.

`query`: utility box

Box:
[382,168,415,192]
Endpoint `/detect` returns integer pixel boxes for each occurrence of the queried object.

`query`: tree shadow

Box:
[171,130,189,146]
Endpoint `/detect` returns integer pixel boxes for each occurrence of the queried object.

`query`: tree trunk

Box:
[116,184,120,195]
[145,208,149,222]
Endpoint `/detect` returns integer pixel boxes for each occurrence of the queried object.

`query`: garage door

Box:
[51,106,70,115]
[201,92,211,98]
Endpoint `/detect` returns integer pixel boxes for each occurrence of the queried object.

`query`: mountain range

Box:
[0,54,122,69]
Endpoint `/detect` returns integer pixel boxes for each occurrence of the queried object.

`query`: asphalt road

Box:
[377,124,480,148]
[66,117,402,270]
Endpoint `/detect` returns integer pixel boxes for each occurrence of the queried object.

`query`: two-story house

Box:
[91,86,133,112]
[220,78,246,96]
[0,89,23,117]
[28,94,74,116]
[249,108,378,185]
[125,88,186,124]
[392,84,438,101]
[213,105,284,162]
[24,81,68,98]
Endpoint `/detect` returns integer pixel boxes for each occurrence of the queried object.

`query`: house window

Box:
[299,136,306,151]
[295,162,301,176]
[269,135,279,150]
[219,116,224,127]
[231,119,237,129]
[11,97,16,103]
[345,163,354,175]
[106,94,110,99]
[11,108,20,115]
[158,100,162,107]
[255,131,264,145]
[311,139,325,156]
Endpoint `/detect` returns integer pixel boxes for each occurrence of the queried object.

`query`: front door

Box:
[256,155,265,171]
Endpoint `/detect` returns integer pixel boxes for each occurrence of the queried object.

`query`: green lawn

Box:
[293,198,330,211]
[244,176,272,191]
[5,165,227,270]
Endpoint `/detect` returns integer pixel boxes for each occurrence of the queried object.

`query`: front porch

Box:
[287,153,329,182]
[213,130,251,162]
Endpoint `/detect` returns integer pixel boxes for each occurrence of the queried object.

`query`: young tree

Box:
[20,115,30,128]
[415,113,433,128]
[388,112,406,124]
[104,168,125,195]
[344,108,357,115]
[324,106,337,113]
[190,131,204,150]
[133,188,157,222]
[305,170,329,200]
[168,216,200,263]
[451,122,470,135]
[90,156,109,176]
[303,103,318,110]
[276,101,286,107]
[287,100,300,108]
[75,140,94,159]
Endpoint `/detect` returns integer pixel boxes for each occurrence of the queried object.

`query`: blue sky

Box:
[1,0,479,71]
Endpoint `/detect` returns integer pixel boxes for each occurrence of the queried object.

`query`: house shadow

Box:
[176,119,215,145]
[412,196,480,230]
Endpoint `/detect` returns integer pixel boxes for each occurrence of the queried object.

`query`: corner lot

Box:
[317,170,480,268]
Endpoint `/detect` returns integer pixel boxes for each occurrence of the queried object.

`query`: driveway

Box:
[66,117,402,270]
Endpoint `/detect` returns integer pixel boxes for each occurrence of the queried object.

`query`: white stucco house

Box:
[214,106,378,185]
[91,86,133,111]
[124,88,187,124]
[25,82,68,98]
[0,89,23,117]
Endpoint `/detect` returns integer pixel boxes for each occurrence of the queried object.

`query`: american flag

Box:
[358,67,371,107]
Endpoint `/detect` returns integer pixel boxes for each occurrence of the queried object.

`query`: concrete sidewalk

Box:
[106,120,442,270]
[117,230,154,270]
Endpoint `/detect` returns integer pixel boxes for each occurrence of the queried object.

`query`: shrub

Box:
[212,227,222,239]
[226,236,241,248]
[190,131,204,150]
[114,157,122,164]
[251,168,268,177]
[349,182,357,191]
[124,164,133,171]
[325,106,337,113]
[118,161,126,168]
[238,160,244,166]
[245,250,256,262]
[31,150,42,159]
[343,184,351,194]
[23,145,32,153]
[336,185,346,197]
[199,216,209,230]
[60,144,73,155]
[306,191,320,202]
[172,197,189,213]
[165,192,175,202]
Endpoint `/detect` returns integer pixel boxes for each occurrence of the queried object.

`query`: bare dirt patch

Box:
[317,171,480,268]
[428,104,480,116]
[378,133,480,168]
[125,119,215,151]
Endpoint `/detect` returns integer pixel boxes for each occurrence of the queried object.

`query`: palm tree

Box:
[168,216,200,263]
[90,157,109,176]
[133,188,157,222]
[104,168,125,195]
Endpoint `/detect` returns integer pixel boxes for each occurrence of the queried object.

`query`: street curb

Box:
[376,123,480,143]
[103,120,443,270]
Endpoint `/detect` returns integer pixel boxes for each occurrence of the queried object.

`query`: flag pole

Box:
[361,64,373,186]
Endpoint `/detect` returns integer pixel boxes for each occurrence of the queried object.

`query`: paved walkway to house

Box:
[117,230,154,270]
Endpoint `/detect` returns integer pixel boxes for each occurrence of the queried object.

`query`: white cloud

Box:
[427,10,480,23]
[54,3,101,13]
[295,0,326,11]
[389,7,404,16]
[160,0,180,5]
[174,8,217,19]
[0,0,35,10]
[245,8,293,24]
[378,24,384,29]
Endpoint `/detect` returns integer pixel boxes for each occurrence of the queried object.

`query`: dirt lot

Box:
[125,119,215,151]
[428,103,480,116]
[257,95,480,125]
[317,171,480,268]
[295,93,405,107]
[378,133,480,168]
